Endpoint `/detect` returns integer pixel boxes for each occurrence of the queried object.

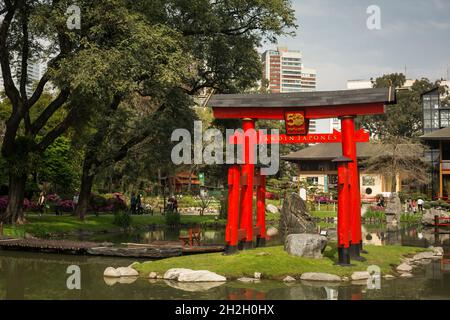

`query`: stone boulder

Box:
[163,268,194,280]
[422,208,450,226]
[385,194,402,222]
[279,193,316,238]
[300,273,341,282]
[177,270,226,282]
[103,267,121,278]
[396,263,413,273]
[163,268,226,282]
[412,251,435,261]
[283,276,296,282]
[266,204,279,214]
[116,267,139,277]
[351,271,371,281]
[284,234,327,259]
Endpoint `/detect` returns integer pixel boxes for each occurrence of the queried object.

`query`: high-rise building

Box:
[262,47,316,93]
[0,60,43,99]
[262,47,323,132]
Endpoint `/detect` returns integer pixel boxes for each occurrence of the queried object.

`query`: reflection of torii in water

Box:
[209,88,396,264]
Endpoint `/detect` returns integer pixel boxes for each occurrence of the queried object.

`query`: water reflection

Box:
[2,225,450,300]
[1,248,450,300]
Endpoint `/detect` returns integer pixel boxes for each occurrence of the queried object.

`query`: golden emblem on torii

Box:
[284,110,308,135]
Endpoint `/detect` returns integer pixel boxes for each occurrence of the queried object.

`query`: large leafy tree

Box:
[72,0,297,219]
[360,73,447,140]
[0,0,186,223]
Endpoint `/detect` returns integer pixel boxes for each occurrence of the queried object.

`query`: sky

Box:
[261,0,450,90]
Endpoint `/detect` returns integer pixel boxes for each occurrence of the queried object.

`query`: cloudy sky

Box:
[261,0,450,90]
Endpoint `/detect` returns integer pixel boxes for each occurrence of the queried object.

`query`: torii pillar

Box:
[340,116,365,261]
[239,118,256,250]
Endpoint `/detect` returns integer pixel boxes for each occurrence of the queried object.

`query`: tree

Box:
[72,0,297,219]
[360,74,447,140]
[362,137,429,193]
[0,0,186,223]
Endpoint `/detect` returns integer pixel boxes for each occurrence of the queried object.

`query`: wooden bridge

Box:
[0,237,224,259]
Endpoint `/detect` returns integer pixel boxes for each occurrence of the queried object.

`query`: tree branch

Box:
[19,4,29,103]
[0,3,20,106]
[30,88,70,135]
[36,104,79,151]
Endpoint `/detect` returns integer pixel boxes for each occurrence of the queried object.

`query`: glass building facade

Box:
[422,87,450,198]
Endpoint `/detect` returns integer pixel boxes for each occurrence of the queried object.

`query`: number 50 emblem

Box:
[284,110,308,135]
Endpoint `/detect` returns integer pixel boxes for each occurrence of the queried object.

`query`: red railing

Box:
[435,215,450,227]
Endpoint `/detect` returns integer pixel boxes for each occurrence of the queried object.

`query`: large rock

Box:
[116,267,139,277]
[396,263,413,272]
[177,270,226,282]
[163,268,193,280]
[422,208,450,226]
[283,276,296,282]
[351,271,371,281]
[279,193,316,238]
[284,234,327,259]
[385,194,402,222]
[300,273,341,282]
[412,251,435,261]
[103,267,121,278]
[266,204,279,214]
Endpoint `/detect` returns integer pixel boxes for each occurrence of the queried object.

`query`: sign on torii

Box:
[230,129,370,145]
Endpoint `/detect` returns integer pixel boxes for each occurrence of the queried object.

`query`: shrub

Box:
[0,196,39,212]
[89,193,108,212]
[365,206,386,220]
[55,199,74,212]
[23,199,40,211]
[400,213,422,223]
[113,212,132,229]
[46,194,60,203]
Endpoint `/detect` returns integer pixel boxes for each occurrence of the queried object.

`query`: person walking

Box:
[38,192,46,215]
[130,193,137,215]
[136,194,142,215]
[73,192,79,212]
[417,198,425,213]
[412,199,417,213]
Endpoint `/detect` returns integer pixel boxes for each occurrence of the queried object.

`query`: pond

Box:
[0,249,450,300]
[1,223,450,300]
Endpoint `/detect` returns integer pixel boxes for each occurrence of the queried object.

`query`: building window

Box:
[306,177,319,185]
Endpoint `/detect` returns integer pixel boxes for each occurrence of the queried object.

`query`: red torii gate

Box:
[208,88,396,265]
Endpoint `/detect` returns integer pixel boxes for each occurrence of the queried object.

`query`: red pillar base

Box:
[335,247,353,266]
[239,241,253,250]
[223,245,239,255]
[349,243,366,261]
[256,237,266,248]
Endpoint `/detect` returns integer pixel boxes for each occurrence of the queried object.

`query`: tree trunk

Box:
[2,172,27,224]
[391,175,397,195]
[75,160,96,221]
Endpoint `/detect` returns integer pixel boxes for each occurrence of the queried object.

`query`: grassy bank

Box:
[3,214,227,238]
[133,244,424,279]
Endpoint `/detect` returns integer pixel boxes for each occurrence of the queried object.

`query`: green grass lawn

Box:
[311,211,337,219]
[133,244,424,279]
[3,214,227,238]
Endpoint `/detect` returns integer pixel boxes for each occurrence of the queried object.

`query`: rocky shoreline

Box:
[104,246,443,286]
